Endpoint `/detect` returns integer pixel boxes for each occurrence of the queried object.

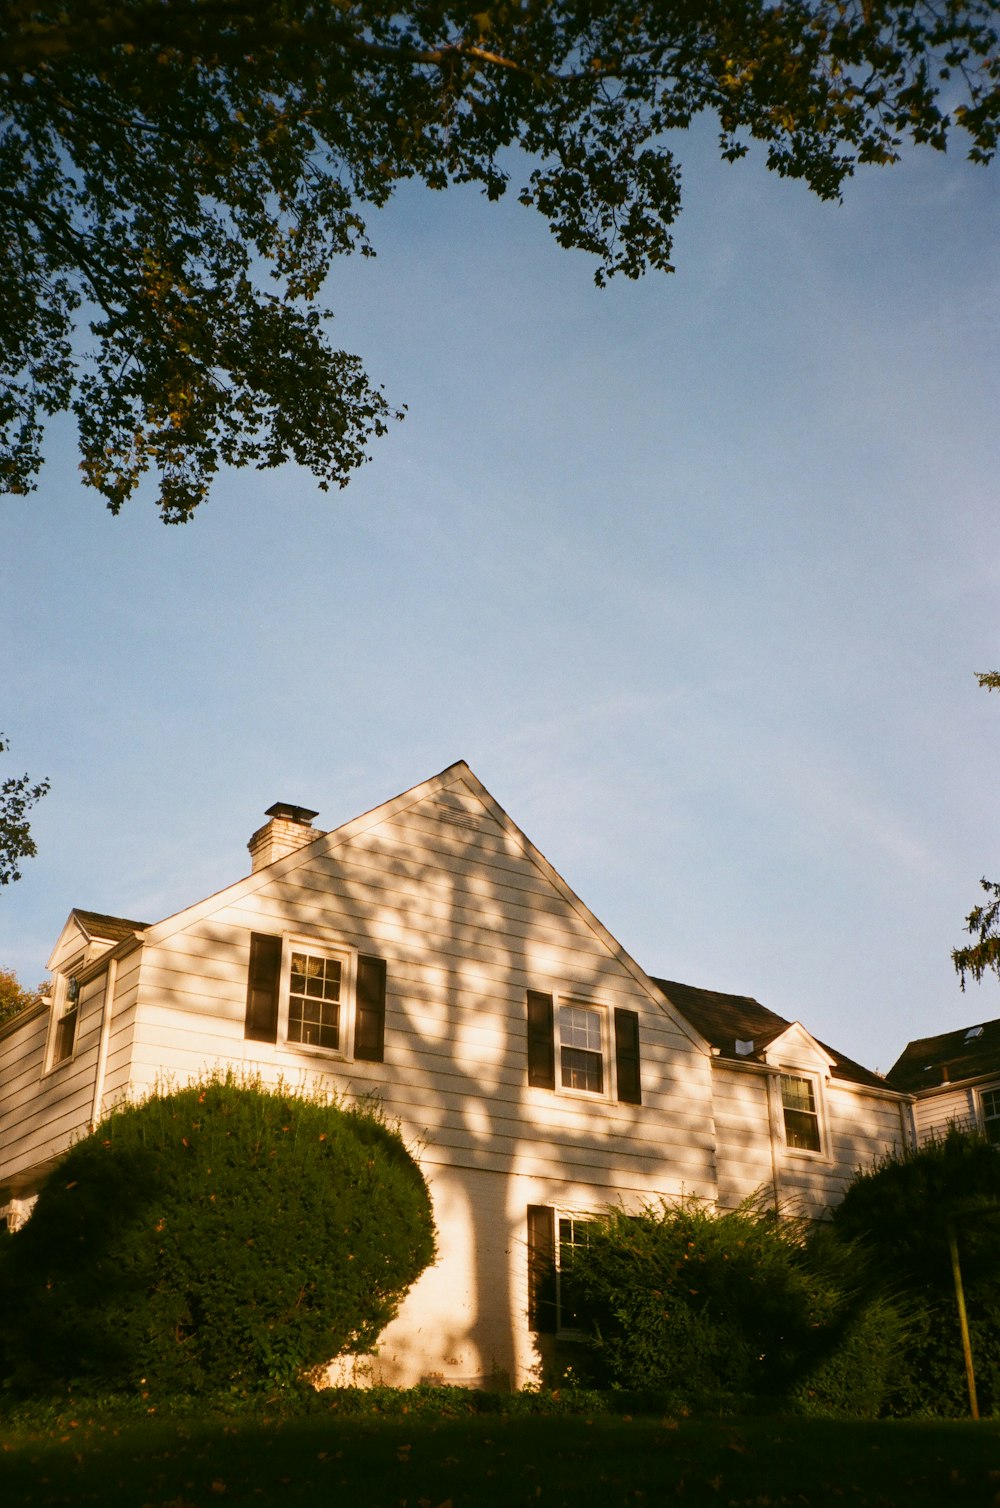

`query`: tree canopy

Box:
[0,733,49,887]
[3,1,997,521]
[953,672,1000,988]
[0,965,43,1027]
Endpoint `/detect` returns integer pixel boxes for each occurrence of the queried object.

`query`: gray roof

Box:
[653,976,890,1092]
[886,1016,1000,1092]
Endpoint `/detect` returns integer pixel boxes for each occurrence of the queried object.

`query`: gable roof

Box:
[886,1016,1000,1092]
[72,909,150,943]
[653,977,890,1091]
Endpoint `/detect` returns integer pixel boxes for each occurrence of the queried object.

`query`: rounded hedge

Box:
[0,1075,436,1396]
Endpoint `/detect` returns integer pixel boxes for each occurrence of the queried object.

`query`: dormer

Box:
[762,1022,837,1157]
[43,909,148,1068]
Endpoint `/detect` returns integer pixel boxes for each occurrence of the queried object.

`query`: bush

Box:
[566,1199,823,1408]
[828,1131,1000,1417]
[788,1226,914,1419]
[0,1074,436,1397]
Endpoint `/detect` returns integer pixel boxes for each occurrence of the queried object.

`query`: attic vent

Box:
[438,809,484,830]
[434,797,485,831]
[965,1025,985,1041]
[735,1039,754,1057]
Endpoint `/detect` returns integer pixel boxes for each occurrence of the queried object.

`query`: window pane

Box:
[561,1046,603,1093]
[783,1108,821,1151]
[780,1075,816,1114]
[560,1005,602,1052]
[53,1007,77,1063]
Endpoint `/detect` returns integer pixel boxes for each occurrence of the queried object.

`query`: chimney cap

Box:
[264,802,319,825]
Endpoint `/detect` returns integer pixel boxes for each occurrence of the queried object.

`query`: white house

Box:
[887,1017,1000,1145]
[0,761,912,1387]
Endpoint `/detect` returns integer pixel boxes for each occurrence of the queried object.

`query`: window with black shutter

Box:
[529,990,643,1103]
[244,931,387,1061]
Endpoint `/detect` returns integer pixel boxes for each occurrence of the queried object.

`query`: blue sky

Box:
[2,119,998,1074]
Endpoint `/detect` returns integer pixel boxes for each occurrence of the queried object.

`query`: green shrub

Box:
[830,1130,1000,1417]
[566,1199,823,1408]
[0,1074,435,1397]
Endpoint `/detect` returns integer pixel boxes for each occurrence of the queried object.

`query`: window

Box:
[49,974,79,1065]
[288,949,342,1050]
[981,1086,1000,1145]
[559,1003,603,1092]
[780,1073,822,1152]
[244,932,386,1061]
[526,990,642,1104]
[526,1205,595,1335]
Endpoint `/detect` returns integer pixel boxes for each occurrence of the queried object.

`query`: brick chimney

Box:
[248,802,320,873]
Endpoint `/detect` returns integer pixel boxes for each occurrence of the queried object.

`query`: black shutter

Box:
[614,1008,642,1105]
[355,954,387,1062]
[527,1204,557,1334]
[245,932,282,1042]
[527,990,556,1089]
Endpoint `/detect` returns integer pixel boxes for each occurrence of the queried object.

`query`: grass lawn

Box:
[1,1404,998,1507]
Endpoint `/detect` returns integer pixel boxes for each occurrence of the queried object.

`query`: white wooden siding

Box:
[0,970,105,1187]
[711,1064,776,1209]
[710,1061,908,1219]
[913,1085,979,1143]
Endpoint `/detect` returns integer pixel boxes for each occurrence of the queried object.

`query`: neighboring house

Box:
[887,1017,1000,1145]
[0,761,911,1388]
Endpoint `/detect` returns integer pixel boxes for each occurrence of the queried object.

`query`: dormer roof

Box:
[47,908,149,971]
[72,909,150,943]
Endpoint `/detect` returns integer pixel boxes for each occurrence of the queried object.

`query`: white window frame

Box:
[279,938,356,1058]
[44,967,82,1071]
[555,996,611,1099]
[777,1069,827,1158]
[979,1084,1000,1145]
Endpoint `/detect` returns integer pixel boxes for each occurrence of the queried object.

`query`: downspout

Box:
[90,956,117,1131]
[898,1094,914,1152]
